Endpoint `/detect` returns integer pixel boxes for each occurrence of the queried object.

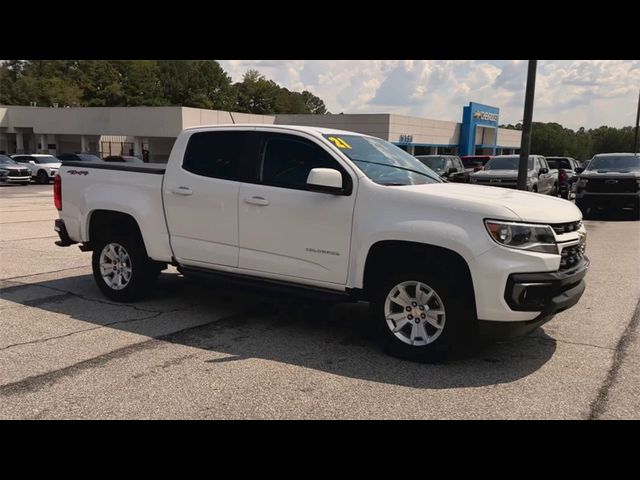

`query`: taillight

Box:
[559,169,568,182]
[54,174,62,210]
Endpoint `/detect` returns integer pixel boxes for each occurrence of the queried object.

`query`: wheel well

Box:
[88,210,143,244]
[362,241,475,305]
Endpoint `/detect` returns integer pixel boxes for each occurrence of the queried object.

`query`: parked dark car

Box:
[574,153,640,218]
[460,155,492,172]
[546,156,580,199]
[0,155,32,185]
[415,155,468,182]
[57,153,103,162]
[102,155,144,164]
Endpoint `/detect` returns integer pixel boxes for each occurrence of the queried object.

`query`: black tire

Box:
[575,199,588,216]
[371,269,476,363]
[37,170,49,184]
[91,234,155,302]
[532,185,538,193]
[552,183,559,197]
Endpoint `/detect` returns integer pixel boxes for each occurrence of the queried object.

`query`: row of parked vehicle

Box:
[414,152,640,217]
[0,153,144,185]
[415,154,567,197]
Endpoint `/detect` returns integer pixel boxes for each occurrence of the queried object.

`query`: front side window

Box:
[183,131,259,181]
[261,134,345,190]
[322,134,441,186]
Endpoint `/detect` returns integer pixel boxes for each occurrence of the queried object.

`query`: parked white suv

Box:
[12,154,62,184]
[53,125,589,361]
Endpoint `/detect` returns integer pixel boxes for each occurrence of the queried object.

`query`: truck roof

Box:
[181,123,370,138]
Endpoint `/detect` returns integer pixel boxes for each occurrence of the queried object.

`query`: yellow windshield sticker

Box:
[327,136,352,149]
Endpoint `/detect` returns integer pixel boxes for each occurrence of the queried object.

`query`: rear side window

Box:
[183,131,260,182]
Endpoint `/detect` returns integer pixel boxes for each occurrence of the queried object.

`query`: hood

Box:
[397,183,582,223]
[1,165,29,171]
[472,169,520,178]
[43,162,62,169]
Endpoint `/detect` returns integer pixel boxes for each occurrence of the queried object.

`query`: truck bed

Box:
[61,161,166,175]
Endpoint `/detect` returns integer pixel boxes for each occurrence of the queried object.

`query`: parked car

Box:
[460,155,492,172]
[102,155,144,164]
[470,154,559,195]
[54,125,588,362]
[11,154,62,184]
[57,153,103,162]
[574,153,640,218]
[415,155,468,182]
[546,156,580,199]
[0,155,32,185]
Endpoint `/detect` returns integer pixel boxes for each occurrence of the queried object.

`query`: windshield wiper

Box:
[351,159,440,181]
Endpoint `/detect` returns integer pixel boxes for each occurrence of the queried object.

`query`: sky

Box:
[219,60,640,129]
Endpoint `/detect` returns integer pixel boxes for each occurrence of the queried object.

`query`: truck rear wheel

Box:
[92,235,154,302]
[371,270,476,363]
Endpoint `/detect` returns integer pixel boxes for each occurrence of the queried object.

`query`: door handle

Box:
[244,196,270,206]
[171,186,193,196]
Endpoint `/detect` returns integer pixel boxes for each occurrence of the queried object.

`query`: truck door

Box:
[238,131,357,285]
[163,129,261,268]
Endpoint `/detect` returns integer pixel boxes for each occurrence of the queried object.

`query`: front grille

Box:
[9,169,30,177]
[550,220,582,235]
[560,244,585,270]
[585,178,639,193]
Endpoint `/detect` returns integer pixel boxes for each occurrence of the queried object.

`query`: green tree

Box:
[301,90,328,114]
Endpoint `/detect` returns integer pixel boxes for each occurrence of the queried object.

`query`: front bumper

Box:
[3,176,31,183]
[576,192,639,209]
[479,257,589,340]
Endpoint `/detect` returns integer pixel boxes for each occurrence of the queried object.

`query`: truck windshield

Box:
[322,134,442,185]
[485,156,533,170]
[416,156,446,173]
[587,155,640,172]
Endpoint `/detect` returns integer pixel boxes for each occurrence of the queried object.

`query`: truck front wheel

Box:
[371,271,476,363]
[92,235,154,302]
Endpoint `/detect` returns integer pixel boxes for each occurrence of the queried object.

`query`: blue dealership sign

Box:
[459,102,500,156]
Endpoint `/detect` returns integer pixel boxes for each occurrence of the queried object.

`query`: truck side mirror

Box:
[307,168,345,194]
[448,167,457,175]
[538,167,549,175]
[575,167,584,174]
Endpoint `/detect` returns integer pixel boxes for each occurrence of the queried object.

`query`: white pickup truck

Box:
[54,124,589,361]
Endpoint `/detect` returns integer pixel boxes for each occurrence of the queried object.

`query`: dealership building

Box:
[0,102,521,162]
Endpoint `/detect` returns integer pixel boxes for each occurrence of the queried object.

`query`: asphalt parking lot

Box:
[1,183,639,419]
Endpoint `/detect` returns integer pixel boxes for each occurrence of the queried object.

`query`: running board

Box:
[178,265,357,303]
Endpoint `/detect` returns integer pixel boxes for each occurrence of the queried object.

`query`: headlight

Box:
[576,178,588,187]
[485,220,557,254]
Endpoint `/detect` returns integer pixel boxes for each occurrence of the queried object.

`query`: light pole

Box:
[517,61,537,190]
[634,87,639,155]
